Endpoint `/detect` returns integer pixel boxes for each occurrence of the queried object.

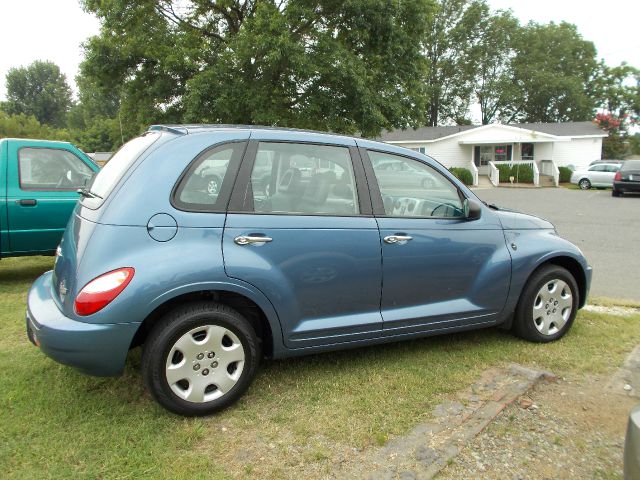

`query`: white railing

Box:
[468,159,479,186]
[493,160,539,187]
[539,159,559,186]
[488,161,499,187]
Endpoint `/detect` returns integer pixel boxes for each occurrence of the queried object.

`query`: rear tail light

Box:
[75,268,135,316]
[614,171,622,181]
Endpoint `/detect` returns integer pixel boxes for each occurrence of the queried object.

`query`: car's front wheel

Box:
[578,178,591,190]
[142,302,260,416]
[513,265,578,343]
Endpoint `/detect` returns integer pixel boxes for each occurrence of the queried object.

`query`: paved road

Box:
[472,187,640,301]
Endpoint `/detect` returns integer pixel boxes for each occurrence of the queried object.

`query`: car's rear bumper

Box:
[614,181,640,193]
[26,271,140,376]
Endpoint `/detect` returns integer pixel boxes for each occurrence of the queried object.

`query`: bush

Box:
[449,167,473,185]
[558,166,572,183]
[496,164,512,182]
[510,164,534,183]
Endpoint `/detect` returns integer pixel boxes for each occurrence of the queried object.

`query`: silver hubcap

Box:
[532,279,573,335]
[579,180,589,189]
[207,179,219,196]
[165,325,245,403]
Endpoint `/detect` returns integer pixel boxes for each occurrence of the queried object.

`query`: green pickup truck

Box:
[1,138,100,258]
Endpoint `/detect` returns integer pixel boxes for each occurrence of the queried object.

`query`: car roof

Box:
[147,124,399,151]
[621,160,640,169]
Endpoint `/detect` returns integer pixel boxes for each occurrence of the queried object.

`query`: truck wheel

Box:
[142,302,260,416]
[512,265,578,343]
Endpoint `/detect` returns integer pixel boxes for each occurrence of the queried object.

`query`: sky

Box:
[0,0,639,101]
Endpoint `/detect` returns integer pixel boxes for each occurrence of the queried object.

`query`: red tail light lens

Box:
[614,171,622,181]
[75,268,135,316]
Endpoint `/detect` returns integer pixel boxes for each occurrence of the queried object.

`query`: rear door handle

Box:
[383,235,413,244]
[16,199,37,206]
[234,235,273,245]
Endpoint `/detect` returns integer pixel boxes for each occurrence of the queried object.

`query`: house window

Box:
[410,147,426,155]
[494,145,509,162]
[479,146,493,165]
[522,143,534,160]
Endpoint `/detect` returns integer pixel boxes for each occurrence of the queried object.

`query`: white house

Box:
[377,121,607,187]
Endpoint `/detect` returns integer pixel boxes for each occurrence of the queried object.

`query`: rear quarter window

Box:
[81,132,161,209]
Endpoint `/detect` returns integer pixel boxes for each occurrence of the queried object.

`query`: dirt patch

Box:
[437,371,637,479]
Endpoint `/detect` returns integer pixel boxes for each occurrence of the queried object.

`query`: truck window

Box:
[19,148,94,190]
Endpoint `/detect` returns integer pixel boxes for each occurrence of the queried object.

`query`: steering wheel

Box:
[431,203,453,217]
[56,170,74,188]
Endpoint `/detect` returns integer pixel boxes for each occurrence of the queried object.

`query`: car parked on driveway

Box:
[570,162,620,190]
[26,125,592,416]
[613,160,640,197]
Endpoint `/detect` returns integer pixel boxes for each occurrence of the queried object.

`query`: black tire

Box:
[142,302,260,416]
[612,188,622,197]
[578,178,591,190]
[512,265,579,343]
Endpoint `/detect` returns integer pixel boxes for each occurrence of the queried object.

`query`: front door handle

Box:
[383,235,413,244]
[16,199,37,206]
[234,235,273,245]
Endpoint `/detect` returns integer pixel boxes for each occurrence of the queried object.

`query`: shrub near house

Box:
[449,167,473,185]
[510,164,534,184]
[559,166,572,183]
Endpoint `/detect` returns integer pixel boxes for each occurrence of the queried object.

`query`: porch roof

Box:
[376,121,607,144]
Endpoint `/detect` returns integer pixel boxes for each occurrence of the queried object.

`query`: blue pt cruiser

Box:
[26,125,592,416]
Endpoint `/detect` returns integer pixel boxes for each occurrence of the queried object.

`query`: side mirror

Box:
[463,198,482,221]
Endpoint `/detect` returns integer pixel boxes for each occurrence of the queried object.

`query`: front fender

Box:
[503,229,590,314]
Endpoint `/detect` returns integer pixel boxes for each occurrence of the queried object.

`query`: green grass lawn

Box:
[1,256,639,479]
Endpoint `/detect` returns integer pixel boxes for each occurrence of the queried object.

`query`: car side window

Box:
[250,142,359,215]
[173,143,244,210]
[18,148,93,190]
[589,165,604,172]
[369,151,464,218]
[605,164,619,172]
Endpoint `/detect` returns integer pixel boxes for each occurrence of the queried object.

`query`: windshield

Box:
[82,132,160,209]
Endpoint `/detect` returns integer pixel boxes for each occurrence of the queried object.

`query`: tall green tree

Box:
[3,61,73,128]
[422,0,488,126]
[472,10,519,124]
[80,0,433,137]
[506,22,598,123]
[591,63,640,158]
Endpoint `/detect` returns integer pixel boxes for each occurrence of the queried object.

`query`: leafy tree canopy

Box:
[506,22,598,123]
[80,0,433,137]
[3,61,73,128]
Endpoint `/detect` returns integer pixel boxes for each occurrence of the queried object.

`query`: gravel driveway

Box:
[472,187,640,301]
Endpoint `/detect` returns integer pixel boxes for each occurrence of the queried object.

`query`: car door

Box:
[587,165,607,186]
[223,138,383,349]
[6,142,97,254]
[359,147,512,336]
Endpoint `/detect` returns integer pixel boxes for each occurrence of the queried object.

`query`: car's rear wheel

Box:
[578,178,591,190]
[612,188,622,197]
[513,265,578,343]
[142,302,260,416]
